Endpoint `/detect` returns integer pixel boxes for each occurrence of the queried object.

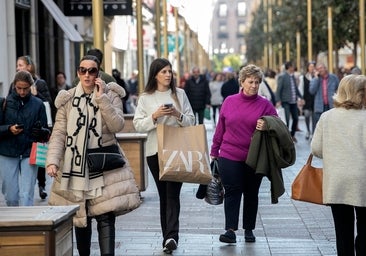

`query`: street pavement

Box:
[0,116,337,256]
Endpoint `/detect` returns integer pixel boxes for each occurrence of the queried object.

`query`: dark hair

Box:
[80,55,101,69]
[112,69,120,78]
[144,58,176,95]
[284,61,293,70]
[56,71,66,79]
[13,70,34,86]
[86,48,103,64]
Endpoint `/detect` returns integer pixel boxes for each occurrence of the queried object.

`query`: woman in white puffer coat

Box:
[46,55,140,256]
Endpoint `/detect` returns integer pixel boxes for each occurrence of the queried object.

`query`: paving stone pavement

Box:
[0,117,337,255]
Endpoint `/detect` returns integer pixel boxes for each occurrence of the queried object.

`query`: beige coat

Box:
[47,83,141,227]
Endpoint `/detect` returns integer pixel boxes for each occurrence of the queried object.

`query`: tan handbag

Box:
[157,124,212,185]
[291,154,323,205]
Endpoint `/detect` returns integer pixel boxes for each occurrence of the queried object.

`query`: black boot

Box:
[96,212,116,256]
[75,217,92,256]
[39,186,47,199]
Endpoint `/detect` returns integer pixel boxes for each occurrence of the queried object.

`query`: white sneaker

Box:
[163,238,177,254]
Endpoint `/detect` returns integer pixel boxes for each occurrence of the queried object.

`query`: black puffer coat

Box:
[184,75,211,110]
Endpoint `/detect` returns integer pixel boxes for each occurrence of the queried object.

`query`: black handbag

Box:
[204,159,224,205]
[87,144,126,173]
[196,159,224,205]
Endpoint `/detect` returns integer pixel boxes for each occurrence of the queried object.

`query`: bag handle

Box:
[306,153,314,165]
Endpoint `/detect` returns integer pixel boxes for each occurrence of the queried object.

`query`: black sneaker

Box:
[39,186,47,200]
[219,230,236,243]
[163,238,177,254]
[244,229,256,242]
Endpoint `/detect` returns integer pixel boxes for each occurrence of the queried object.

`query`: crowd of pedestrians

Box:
[1,52,366,256]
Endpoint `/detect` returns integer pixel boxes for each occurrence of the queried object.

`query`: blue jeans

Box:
[0,155,38,206]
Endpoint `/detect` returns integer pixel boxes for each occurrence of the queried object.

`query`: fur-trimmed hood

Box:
[55,82,126,109]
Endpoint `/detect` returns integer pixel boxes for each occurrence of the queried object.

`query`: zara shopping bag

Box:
[157,124,212,185]
[29,142,48,168]
[291,154,323,205]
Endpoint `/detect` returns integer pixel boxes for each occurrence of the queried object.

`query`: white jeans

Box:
[0,155,38,206]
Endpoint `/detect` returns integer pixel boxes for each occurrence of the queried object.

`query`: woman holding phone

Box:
[133,58,195,254]
[0,70,49,206]
[46,55,140,255]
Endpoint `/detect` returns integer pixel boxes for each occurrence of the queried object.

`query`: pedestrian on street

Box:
[133,58,195,254]
[221,71,239,101]
[298,61,316,140]
[0,70,49,206]
[275,61,303,142]
[46,55,140,256]
[15,55,53,200]
[311,74,366,256]
[309,62,339,131]
[209,72,224,126]
[184,66,211,124]
[211,64,278,244]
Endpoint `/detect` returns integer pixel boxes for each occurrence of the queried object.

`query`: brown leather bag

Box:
[291,154,323,205]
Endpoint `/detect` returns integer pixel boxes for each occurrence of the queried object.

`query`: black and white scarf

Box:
[60,84,104,200]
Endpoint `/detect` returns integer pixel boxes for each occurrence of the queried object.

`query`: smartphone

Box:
[164,103,173,108]
[15,124,24,129]
[96,72,101,91]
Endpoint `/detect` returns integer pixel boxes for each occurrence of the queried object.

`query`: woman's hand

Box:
[94,77,106,97]
[9,124,23,135]
[152,105,180,121]
[256,119,266,130]
[46,164,58,178]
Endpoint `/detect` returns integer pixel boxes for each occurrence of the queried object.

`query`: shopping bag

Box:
[276,107,286,124]
[204,107,211,120]
[157,124,212,185]
[43,102,53,128]
[29,142,48,168]
[291,154,323,204]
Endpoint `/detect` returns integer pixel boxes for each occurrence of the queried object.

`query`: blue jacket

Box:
[0,90,47,157]
[309,74,339,113]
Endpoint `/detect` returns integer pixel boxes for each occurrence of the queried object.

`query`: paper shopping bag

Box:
[29,142,48,168]
[157,124,212,185]
[291,154,323,205]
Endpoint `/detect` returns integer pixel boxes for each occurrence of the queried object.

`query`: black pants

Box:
[330,204,366,256]
[218,157,262,231]
[193,108,205,125]
[75,211,116,256]
[211,105,221,125]
[37,167,46,188]
[282,102,299,137]
[147,153,182,246]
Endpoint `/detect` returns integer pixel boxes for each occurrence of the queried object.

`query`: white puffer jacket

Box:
[47,83,141,227]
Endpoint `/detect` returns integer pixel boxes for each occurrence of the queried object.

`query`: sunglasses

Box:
[25,55,33,65]
[77,67,99,76]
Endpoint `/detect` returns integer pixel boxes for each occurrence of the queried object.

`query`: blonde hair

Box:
[333,74,366,109]
[238,64,263,84]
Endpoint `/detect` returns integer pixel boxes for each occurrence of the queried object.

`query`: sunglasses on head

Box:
[77,67,99,76]
[25,55,33,65]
